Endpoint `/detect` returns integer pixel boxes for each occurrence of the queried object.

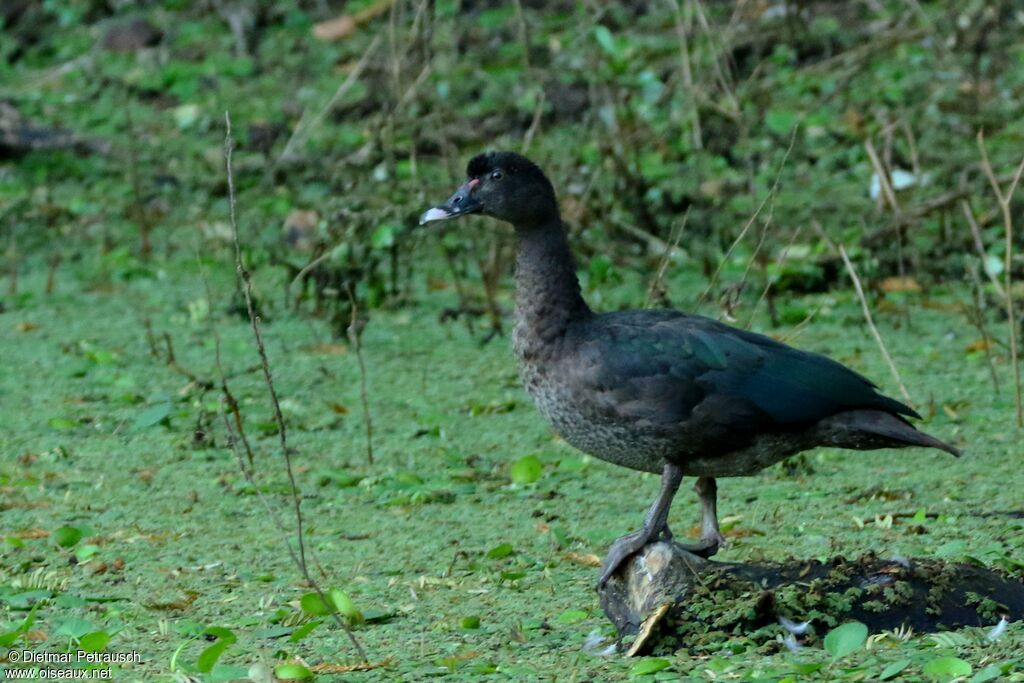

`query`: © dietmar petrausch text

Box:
[3,650,141,679]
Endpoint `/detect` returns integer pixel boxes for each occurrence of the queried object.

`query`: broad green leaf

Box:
[765,109,799,136]
[289,619,321,642]
[923,657,971,681]
[197,627,236,673]
[593,26,619,58]
[557,609,588,624]
[510,454,542,484]
[823,621,867,658]
[970,664,1005,683]
[629,658,671,677]
[54,525,83,548]
[275,663,313,680]
[55,617,95,639]
[300,592,331,616]
[329,589,363,624]
[486,543,514,559]
[210,664,250,683]
[0,630,22,647]
[372,224,397,249]
[134,402,171,429]
[879,659,911,680]
[79,630,110,652]
[75,544,100,561]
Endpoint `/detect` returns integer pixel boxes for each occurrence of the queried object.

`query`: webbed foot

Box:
[598,522,676,587]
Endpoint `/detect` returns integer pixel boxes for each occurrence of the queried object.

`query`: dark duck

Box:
[420,151,961,587]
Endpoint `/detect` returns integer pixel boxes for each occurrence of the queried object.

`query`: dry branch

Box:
[961,200,1007,301]
[277,34,383,164]
[346,283,374,465]
[696,126,797,310]
[814,221,914,408]
[977,131,1024,428]
[837,243,915,408]
[224,112,367,661]
[645,207,690,308]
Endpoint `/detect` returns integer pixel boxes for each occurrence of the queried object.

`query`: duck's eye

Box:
[490,170,503,181]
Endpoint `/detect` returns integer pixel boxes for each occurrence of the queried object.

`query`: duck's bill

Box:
[418,182,482,225]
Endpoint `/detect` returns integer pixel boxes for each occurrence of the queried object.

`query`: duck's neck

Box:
[513,218,591,344]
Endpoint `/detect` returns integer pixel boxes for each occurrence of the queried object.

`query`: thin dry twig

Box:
[277,34,383,163]
[865,138,901,215]
[6,228,16,297]
[964,267,1001,395]
[510,0,531,71]
[697,124,797,309]
[224,112,367,660]
[521,90,546,156]
[746,225,803,329]
[977,130,1024,427]
[961,199,1007,300]
[645,207,691,307]
[288,249,335,302]
[838,243,915,408]
[729,209,773,322]
[345,283,374,465]
[124,96,152,258]
[666,0,702,150]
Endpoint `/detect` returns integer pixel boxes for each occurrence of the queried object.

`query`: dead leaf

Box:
[312,0,395,41]
[310,659,393,674]
[16,321,37,332]
[145,590,200,611]
[313,16,357,41]
[14,528,50,539]
[304,343,347,355]
[564,551,601,567]
[965,339,991,353]
[284,209,319,252]
[328,402,349,415]
[878,276,922,293]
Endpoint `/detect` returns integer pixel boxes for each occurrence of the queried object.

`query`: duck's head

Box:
[419,151,557,228]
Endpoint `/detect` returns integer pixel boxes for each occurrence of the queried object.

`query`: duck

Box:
[420,151,961,587]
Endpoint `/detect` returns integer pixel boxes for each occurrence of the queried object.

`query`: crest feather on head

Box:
[466,151,546,180]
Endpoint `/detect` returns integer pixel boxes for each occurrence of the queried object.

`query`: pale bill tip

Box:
[419,207,452,225]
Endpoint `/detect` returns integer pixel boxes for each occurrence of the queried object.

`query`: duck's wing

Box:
[569,310,915,441]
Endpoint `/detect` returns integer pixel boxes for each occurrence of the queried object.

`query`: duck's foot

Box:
[675,529,726,559]
[599,529,658,587]
[598,463,683,588]
[680,476,727,558]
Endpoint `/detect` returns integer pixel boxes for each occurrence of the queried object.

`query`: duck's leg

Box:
[677,476,726,557]
[598,462,682,587]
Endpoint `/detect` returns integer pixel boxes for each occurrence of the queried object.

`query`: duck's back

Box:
[516,308,917,474]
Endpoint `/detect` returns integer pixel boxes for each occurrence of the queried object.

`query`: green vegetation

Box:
[2,0,1023,680]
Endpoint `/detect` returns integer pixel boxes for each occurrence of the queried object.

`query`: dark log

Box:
[598,542,1024,656]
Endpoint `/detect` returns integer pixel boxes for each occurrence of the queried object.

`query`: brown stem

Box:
[224,111,367,661]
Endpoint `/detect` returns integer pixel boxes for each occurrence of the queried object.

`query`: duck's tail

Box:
[818,410,962,457]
